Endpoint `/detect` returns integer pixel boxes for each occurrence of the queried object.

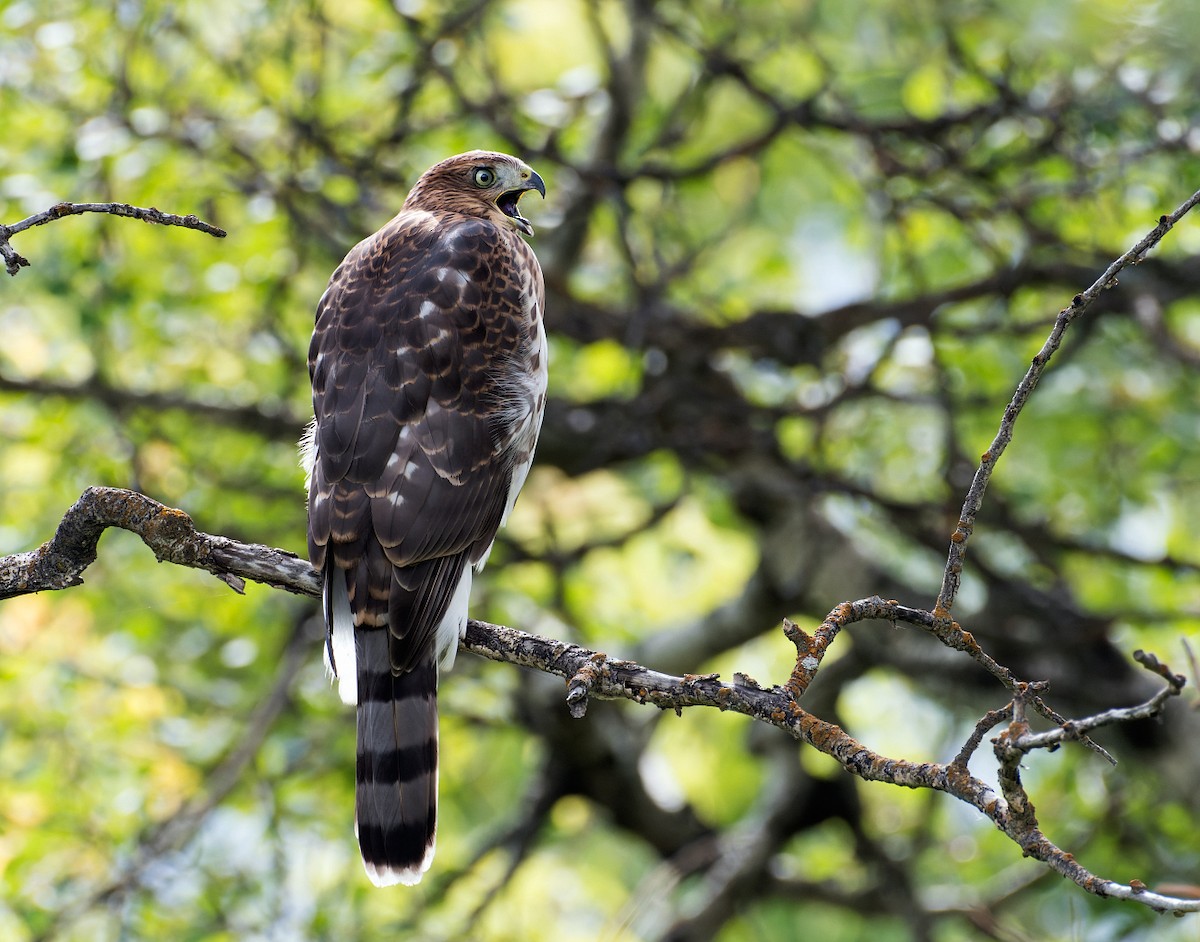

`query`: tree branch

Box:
[0,486,1193,914]
[1,201,227,275]
[0,486,317,599]
[934,186,1200,617]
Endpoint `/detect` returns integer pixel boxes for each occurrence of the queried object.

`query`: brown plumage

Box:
[303,151,547,886]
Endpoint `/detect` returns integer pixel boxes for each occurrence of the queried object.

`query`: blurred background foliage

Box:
[2,0,1200,939]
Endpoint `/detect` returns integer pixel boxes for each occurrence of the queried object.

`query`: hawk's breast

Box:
[493,262,547,530]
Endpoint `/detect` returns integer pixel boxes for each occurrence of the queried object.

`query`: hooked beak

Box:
[498,169,546,237]
[525,169,546,200]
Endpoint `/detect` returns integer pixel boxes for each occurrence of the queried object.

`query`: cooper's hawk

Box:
[302,151,546,886]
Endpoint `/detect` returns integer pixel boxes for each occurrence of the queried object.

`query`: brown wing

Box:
[307,212,539,672]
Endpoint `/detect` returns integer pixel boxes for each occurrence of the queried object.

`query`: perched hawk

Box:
[302,151,547,886]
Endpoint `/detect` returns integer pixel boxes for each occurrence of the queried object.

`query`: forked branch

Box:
[0,486,1192,913]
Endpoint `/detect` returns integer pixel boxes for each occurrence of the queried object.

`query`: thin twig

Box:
[1009,651,1186,754]
[2,201,227,275]
[934,187,1200,617]
[950,705,1012,770]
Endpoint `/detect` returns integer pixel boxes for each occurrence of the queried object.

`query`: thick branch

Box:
[1,201,227,275]
[0,486,317,599]
[1,486,1193,914]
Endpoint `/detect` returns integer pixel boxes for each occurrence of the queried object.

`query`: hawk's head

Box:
[404,150,546,237]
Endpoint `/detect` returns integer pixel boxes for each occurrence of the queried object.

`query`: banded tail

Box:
[354,629,439,886]
[323,558,466,887]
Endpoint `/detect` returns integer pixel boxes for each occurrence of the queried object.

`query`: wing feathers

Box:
[308,206,544,671]
[387,553,470,670]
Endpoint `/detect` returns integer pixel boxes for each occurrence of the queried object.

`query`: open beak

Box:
[499,170,546,237]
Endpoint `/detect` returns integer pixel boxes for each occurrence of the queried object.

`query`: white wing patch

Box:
[326,574,357,705]
[437,561,473,669]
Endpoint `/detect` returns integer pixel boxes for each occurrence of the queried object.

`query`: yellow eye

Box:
[472,167,496,188]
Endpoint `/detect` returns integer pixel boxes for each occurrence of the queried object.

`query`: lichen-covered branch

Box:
[0,486,319,600]
[1,201,227,275]
[0,486,1193,913]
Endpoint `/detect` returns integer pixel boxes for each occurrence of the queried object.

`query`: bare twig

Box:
[782,598,1111,757]
[1007,651,1186,755]
[934,187,1200,617]
[950,705,1012,770]
[1,201,227,275]
[987,669,1192,912]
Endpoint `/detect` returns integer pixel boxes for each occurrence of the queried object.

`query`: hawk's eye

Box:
[472,167,496,188]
